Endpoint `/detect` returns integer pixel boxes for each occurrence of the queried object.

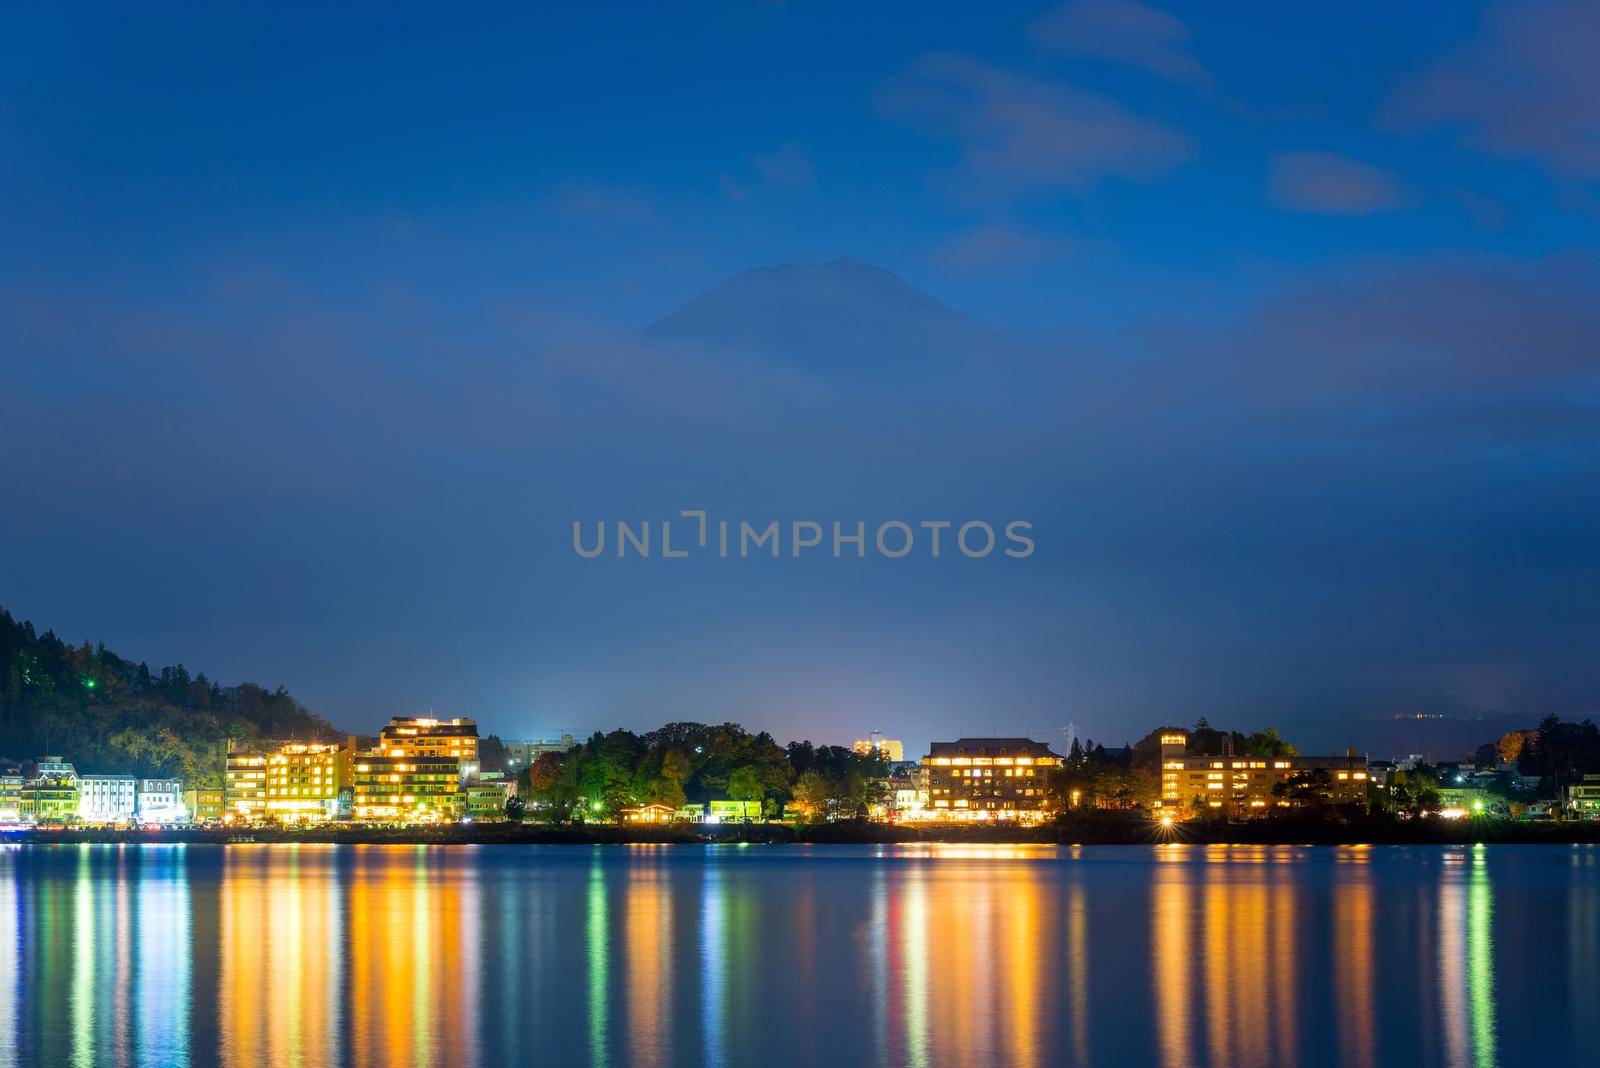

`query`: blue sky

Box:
[4,2,1599,757]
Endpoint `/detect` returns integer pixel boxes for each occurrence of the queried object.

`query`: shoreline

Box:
[9,815,1600,847]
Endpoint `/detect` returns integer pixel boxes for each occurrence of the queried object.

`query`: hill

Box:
[0,605,345,788]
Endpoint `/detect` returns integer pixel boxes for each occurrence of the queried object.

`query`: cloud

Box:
[1386,0,1600,178]
[1031,0,1210,87]
[928,225,1073,271]
[1134,255,1600,441]
[876,53,1193,195]
[1267,151,1409,214]
[750,142,816,190]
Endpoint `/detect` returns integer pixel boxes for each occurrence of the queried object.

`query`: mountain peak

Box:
[643,257,972,372]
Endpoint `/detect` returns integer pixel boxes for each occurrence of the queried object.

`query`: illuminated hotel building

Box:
[264,741,352,823]
[1154,730,1367,817]
[351,753,462,822]
[225,739,352,823]
[78,774,138,823]
[0,772,22,822]
[921,737,1061,821]
[377,716,479,779]
[186,786,225,824]
[223,744,269,823]
[852,731,905,763]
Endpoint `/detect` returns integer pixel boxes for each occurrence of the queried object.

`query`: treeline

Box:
[520,722,890,822]
[0,606,343,787]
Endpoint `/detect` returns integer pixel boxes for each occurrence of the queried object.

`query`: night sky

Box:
[3,2,1598,757]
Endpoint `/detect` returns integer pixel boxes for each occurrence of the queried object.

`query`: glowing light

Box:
[1160,814,1175,827]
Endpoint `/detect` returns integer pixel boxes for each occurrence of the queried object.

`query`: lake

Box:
[1,843,1595,1067]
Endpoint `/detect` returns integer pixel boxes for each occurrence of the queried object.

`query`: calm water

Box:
[1,843,1596,1068]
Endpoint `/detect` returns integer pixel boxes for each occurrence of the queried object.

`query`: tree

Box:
[727,765,764,817]
[791,770,832,823]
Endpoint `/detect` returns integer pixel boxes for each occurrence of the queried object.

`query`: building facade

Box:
[78,774,138,823]
[464,780,512,821]
[0,773,24,822]
[264,742,351,823]
[137,779,187,823]
[505,734,577,771]
[1568,775,1600,818]
[852,731,905,763]
[185,787,225,824]
[378,717,479,779]
[352,753,461,822]
[921,738,1062,821]
[1154,732,1368,817]
[224,744,270,823]
[22,779,79,823]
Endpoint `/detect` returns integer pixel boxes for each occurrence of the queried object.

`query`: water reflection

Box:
[0,843,1592,1067]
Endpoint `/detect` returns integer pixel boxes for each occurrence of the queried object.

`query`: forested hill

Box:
[0,606,344,787]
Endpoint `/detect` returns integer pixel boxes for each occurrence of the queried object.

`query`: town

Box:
[5,717,1599,830]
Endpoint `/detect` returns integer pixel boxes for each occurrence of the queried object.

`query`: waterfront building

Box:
[78,774,138,823]
[621,803,675,823]
[185,787,225,824]
[464,779,512,821]
[0,772,23,822]
[889,779,928,820]
[137,779,187,823]
[223,743,269,823]
[378,717,480,779]
[920,738,1062,822]
[504,734,577,771]
[708,799,761,823]
[852,731,905,763]
[263,742,352,823]
[1568,775,1600,818]
[22,766,79,824]
[1154,731,1367,817]
[351,752,461,822]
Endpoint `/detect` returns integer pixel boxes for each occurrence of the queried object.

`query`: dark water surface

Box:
[2,843,1596,1067]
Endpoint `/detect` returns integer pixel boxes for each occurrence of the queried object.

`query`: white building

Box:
[137,779,188,823]
[78,774,138,823]
[505,734,578,770]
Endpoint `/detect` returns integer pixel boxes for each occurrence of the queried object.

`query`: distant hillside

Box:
[0,606,344,788]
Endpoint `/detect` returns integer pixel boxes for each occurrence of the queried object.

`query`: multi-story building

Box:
[137,779,187,823]
[0,771,24,822]
[264,742,351,823]
[378,717,479,779]
[920,738,1062,822]
[852,731,905,763]
[1154,731,1368,817]
[351,752,461,822]
[887,775,927,821]
[505,734,577,771]
[224,744,270,823]
[464,779,512,822]
[1568,775,1600,818]
[78,774,138,823]
[185,787,225,824]
[22,761,80,824]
